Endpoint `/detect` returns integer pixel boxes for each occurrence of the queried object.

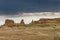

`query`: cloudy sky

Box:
[0,0,60,14]
[0,0,60,25]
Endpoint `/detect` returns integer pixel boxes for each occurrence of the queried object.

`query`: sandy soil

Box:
[0,26,59,40]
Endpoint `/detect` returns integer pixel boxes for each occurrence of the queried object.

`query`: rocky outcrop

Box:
[30,18,60,27]
[4,19,15,27]
[3,18,60,27]
[20,19,25,26]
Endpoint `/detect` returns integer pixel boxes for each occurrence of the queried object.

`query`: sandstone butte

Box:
[2,18,60,27]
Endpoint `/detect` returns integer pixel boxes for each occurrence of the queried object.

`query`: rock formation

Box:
[4,19,15,27]
[3,18,60,27]
[20,19,25,26]
[30,18,60,27]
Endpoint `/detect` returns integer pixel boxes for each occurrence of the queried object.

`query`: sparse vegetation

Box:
[0,18,60,40]
[0,27,56,40]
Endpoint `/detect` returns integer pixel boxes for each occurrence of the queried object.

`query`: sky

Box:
[0,0,60,25]
[0,0,60,15]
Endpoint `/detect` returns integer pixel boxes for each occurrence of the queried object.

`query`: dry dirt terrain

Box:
[0,26,59,40]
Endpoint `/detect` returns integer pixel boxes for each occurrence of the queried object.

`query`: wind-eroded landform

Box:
[0,18,60,40]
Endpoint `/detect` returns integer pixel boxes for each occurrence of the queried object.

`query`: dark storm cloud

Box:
[0,0,60,15]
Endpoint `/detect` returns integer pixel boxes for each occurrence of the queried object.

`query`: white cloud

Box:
[0,12,60,18]
[18,12,60,17]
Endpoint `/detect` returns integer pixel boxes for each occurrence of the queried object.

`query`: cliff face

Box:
[3,18,60,27]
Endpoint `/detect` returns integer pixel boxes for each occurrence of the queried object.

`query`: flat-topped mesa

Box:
[4,19,15,27]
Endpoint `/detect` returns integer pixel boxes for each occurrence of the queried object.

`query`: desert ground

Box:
[0,26,59,40]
